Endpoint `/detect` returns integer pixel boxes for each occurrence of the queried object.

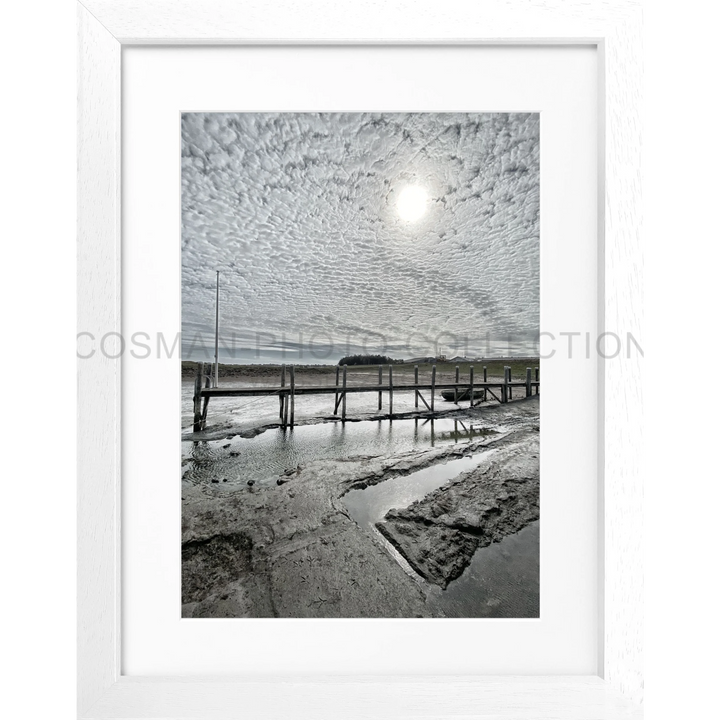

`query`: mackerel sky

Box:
[181,113,539,363]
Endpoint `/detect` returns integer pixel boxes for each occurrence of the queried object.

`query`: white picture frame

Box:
[77,1,643,718]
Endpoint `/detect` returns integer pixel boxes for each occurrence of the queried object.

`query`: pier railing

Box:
[192,363,539,432]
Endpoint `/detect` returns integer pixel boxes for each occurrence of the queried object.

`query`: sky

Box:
[181,112,539,364]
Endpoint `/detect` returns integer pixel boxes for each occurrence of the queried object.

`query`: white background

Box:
[122,44,598,676]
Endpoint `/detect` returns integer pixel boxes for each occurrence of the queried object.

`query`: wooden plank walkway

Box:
[191,362,539,432]
[200,382,538,397]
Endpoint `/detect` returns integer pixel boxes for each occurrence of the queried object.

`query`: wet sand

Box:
[182,396,539,618]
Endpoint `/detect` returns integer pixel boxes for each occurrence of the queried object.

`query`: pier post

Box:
[200,362,211,430]
[454,365,459,403]
[414,365,419,408]
[378,365,382,411]
[193,362,203,432]
[503,366,510,403]
[213,272,220,388]
[508,366,513,400]
[289,366,295,428]
[483,365,487,382]
[283,367,290,428]
[526,367,532,398]
[431,364,436,413]
[535,366,539,394]
[342,364,347,422]
[335,366,339,414]
[280,364,286,423]
[389,365,393,418]
[469,365,474,408]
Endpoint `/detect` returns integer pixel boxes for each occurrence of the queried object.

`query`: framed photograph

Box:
[178,109,543,623]
[78,1,642,718]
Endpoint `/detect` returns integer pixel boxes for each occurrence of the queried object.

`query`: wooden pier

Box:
[192,363,539,432]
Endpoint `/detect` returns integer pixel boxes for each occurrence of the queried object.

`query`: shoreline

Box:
[182,359,540,382]
[182,401,507,442]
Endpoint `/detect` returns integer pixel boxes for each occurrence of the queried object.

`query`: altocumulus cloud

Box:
[182,113,539,362]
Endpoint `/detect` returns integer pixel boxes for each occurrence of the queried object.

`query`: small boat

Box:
[440,388,485,402]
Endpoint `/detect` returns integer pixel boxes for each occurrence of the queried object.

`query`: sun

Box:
[396,185,428,222]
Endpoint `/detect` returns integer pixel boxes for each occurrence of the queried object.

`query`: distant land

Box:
[181,358,540,379]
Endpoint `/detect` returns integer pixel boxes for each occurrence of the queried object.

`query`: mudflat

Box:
[182,397,539,618]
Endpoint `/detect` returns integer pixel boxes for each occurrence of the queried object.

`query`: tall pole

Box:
[214,270,220,388]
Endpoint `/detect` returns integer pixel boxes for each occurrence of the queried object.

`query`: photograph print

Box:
[181,112,539,618]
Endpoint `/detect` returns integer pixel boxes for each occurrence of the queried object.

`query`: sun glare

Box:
[397,185,428,222]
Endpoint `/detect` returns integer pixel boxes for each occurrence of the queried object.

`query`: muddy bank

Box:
[182,435,500,618]
[185,463,420,615]
[377,429,539,588]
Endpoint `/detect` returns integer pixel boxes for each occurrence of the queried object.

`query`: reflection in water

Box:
[344,454,539,618]
[431,520,539,618]
[343,453,491,529]
[344,453,492,580]
[182,416,499,488]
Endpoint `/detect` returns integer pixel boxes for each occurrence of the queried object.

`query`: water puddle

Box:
[343,452,539,618]
[343,453,490,529]
[182,416,498,488]
[343,453,492,580]
[429,520,539,618]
